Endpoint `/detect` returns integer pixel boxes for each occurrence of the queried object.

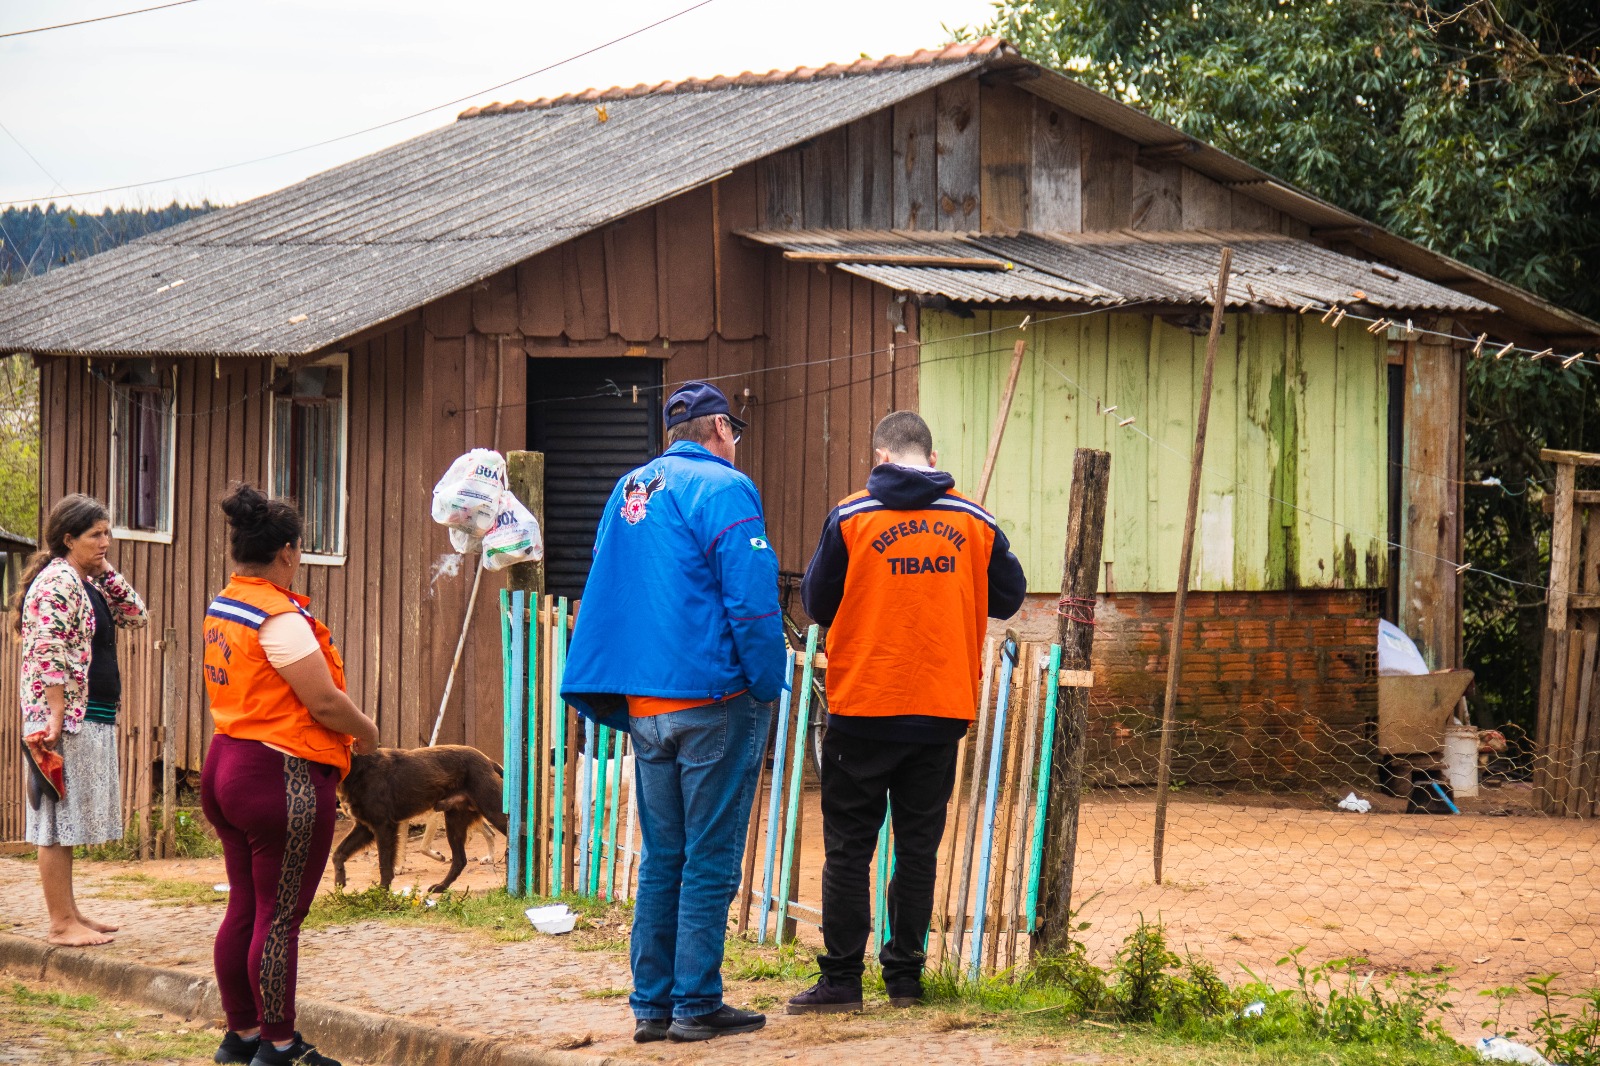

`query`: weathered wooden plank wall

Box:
[29,318,520,795]
[919,310,1389,595]
[754,80,1306,236]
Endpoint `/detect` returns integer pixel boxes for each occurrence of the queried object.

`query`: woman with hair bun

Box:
[10,493,147,947]
[201,483,378,1066]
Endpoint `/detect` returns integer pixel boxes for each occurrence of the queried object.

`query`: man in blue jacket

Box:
[563,381,786,1044]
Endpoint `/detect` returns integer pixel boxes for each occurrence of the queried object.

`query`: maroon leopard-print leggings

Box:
[201,734,338,1043]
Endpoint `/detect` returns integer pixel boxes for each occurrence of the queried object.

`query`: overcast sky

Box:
[0,0,1000,212]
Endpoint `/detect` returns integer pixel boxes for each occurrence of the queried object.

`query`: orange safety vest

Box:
[203,575,352,776]
[823,489,999,722]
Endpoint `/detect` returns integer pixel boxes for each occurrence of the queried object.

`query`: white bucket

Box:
[1444,725,1479,799]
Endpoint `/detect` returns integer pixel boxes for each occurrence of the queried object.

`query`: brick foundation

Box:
[1001,589,1381,787]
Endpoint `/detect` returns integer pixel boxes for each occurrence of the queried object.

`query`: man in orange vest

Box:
[789,411,1026,1014]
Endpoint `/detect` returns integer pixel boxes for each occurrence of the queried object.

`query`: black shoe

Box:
[634,1018,671,1043]
[249,1034,341,1066]
[667,1005,767,1041]
[786,978,864,1015]
[886,979,924,1008]
[215,1032,260,1064]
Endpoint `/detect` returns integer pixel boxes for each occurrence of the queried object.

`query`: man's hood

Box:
[866,463,957,509]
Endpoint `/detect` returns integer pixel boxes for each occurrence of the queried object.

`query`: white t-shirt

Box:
[259,613,320,670]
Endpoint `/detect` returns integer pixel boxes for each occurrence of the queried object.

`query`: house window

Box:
[271,355,347,560]
[109,363,175,539]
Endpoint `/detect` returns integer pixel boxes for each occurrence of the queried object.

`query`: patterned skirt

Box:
[25,720,122,848]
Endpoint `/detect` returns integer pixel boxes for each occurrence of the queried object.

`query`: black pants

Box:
[817,729,959,987]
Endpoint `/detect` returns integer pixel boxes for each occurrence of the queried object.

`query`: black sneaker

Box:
[249,1034,341,1066]
[886,979,924,1008]
[786,978,864,1015]
[667,1005,767,1041]
[215,1032,260,1064]
[634,1018,671,1043]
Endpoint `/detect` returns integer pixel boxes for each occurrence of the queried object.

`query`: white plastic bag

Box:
[1336,792,1372,814]
[482,492,544,572]
[431,449,507,536]
[449,526,483,556]
[1477,1037,1551,1066]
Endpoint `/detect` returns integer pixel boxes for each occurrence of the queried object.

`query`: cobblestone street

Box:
[0,856,1076,1065]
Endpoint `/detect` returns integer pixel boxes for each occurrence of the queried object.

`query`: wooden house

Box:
[4,37,1599,834]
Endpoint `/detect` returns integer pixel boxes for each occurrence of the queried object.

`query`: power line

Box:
[0,0,203,39]
[0,0,719,207]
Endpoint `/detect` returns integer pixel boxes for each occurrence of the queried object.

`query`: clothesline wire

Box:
[73,298,1557,591]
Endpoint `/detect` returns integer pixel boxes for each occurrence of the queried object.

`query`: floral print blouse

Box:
[20,557,148,736]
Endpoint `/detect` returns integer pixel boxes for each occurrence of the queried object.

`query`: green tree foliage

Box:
[0,202,216,538]
[965,0,1600,730]
[0,354,38,540]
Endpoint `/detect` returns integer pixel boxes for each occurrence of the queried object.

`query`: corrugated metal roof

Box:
[743,229,1493,312]
[0,526,35,553]
[0,60,982,357]
[0,34,1586,356]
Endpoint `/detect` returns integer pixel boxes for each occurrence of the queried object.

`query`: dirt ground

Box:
[742,779,1600,1037]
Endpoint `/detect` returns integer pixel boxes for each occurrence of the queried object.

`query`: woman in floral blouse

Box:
[9,494,147,946]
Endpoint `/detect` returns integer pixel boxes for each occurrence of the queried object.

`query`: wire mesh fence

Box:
[498,588,1600,1036]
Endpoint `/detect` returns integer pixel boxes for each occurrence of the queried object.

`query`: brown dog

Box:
[333,744,509,893]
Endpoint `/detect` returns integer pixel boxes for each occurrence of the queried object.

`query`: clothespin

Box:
[1320,305,1340,324]
[1019,314,1032,331]
[1365,317,1391,335]
[1103,405,1118,415]
[631,384,638,404]
[1405,318,1415,338]
[1472,334,1487,357]
[1493,342,1514,360]
[214,357,221,379]
[1118,416,1136,427]
[1563,352,1586,369]
[1330,307,1347,328]
[596,106,609,123]
[1298,301,1315,314]
[1454,561,1472,575]
[1531,349,1554,362]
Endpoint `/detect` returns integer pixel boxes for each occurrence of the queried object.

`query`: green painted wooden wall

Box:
[919,310,1388,593]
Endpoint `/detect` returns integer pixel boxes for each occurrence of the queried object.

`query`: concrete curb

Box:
[0,933,620,1066]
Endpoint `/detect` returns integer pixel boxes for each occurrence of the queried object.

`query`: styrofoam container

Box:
[525,904,576,935]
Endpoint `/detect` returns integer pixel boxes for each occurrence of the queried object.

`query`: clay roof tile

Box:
[460,39,1006,117]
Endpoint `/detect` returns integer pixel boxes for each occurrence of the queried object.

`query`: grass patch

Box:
[305,883,632,946]
[95,874,227,908]
[77,810,221,861]
[580,987,630,1000]
[724,936,817,983]
[0,979,218,1061]
[912,923,1476,1066]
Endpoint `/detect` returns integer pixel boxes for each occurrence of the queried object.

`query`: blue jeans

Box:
[627,693,770,1020]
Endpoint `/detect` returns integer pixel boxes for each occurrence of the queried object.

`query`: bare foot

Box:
[47,922,114,947]
[77,915,119,934]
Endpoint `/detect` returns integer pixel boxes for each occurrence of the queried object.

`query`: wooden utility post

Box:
[506,451,545,891]
[159,627,177,858]
[1151,249,1233,885]
[506,451,546,601]
[1035,447,1110,956]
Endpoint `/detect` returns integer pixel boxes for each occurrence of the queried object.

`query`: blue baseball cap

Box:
[663,381,747,432]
